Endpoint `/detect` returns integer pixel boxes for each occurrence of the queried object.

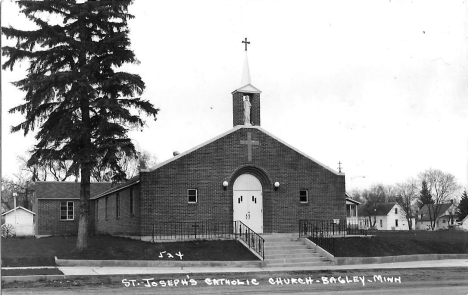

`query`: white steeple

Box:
[240,51,251,87]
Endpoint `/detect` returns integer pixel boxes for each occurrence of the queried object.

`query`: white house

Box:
[359,202,410,230]
[416,203,458,230]
[345,194,360,226]
[459,215,468,230]
[2,206,35,236]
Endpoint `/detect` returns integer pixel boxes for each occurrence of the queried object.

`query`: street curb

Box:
[55,256,262,268]
[335,254,468,265]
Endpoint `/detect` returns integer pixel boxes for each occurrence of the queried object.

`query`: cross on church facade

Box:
[242,38,250,51]
[338,161,342,173]
[240,132,259,161]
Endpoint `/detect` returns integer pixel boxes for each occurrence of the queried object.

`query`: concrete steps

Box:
[261,233,332,268]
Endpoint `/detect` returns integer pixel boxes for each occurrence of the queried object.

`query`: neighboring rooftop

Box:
[359,203,397,216]
[35,182,112,199]
[418,203,457,221]
[2,206,35,216]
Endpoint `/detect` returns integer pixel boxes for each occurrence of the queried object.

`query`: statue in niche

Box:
[243,95,251,125]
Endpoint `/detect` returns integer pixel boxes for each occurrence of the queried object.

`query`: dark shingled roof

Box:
[358,203,397,216]
[417,203,455,221]
[91,175,140,200]
[35,182,112,199]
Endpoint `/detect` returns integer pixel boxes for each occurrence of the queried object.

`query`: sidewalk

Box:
[2,258,467,283]
[55,258,468,276]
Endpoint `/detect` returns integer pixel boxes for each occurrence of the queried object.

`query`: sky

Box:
[1,0,468,192]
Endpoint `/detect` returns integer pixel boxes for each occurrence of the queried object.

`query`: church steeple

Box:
[232,38,261,127]
[241,51,251,86]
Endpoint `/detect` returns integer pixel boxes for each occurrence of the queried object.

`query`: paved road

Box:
[3,283,467,294]
[3,268,468,294]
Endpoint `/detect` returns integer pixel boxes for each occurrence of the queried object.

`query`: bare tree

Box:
[91,148,157,182]
[18,154,76,182]
[1,176,34,211]
[395,178,419,230]
[418,168,460,230]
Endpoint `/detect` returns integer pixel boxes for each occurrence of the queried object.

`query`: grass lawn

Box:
[334,230,468,257]
[1,235,258,267]
[1,268,64,276]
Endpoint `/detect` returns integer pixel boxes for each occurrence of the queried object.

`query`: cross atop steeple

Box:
[242,38,250,51]
[338,161,343,173]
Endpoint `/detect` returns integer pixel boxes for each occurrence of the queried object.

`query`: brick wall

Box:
[37,199,80,235]
[95,185,141,235]
[139,126,345,234]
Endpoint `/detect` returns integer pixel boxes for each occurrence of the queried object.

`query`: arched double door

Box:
[233,174,263,233]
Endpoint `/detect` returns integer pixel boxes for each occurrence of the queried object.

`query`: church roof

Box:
[92,175,140,200]
[144,125,342,176]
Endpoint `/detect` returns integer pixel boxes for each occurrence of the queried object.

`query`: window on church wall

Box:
[116,193,120,219]
[395,208,398,215]
[105,196,108,220]
[60,201,74,221]
[130,188,134,216]
[395,219,398,227]
[380,219,382,228]
[188,189,197,203]
[299,190,308,203]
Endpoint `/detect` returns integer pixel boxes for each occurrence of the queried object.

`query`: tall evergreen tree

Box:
[2,1,158,251]
[418,180,433,208]
[458,190,468,221]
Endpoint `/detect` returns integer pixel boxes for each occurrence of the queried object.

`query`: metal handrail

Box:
[234,221,265,260]
[298,219,368,255]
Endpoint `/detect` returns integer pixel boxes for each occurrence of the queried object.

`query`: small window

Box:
[130,188,134,216]
[188,189,197,203]
[116,193,120,219]
[442,219,446,223]
[105,196,109,220]
[299,190,308,203]
[380,219,383,227]
[60,201,74,220]
[395,208,398,214]
[395,219,398,227]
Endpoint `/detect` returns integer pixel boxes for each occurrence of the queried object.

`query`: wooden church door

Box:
[233,174,263,233]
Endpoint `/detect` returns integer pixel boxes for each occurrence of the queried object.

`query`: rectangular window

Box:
[299,190,308,203]
[395,208,398,214]
[60,201,74,220]
[442,219,446,223]
[188,189,197,203]
[380,219,383,228]
[395,219,398,227]
[130,188,134,216]
[116,193,120,219]
[105,196,108,220]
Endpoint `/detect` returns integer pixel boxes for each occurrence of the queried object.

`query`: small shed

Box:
[2,206,35,236]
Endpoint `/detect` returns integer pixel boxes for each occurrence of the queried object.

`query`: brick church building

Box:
[34,48,346,237]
